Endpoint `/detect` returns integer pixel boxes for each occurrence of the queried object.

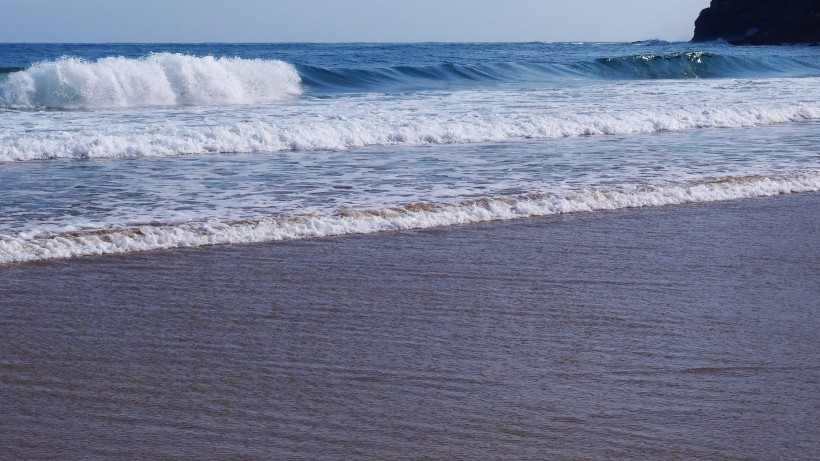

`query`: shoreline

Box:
[7,191,816,273]
[2,174,819,265]
[1,193,818,459]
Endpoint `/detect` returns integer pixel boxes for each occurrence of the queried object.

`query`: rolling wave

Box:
[297,61,568,91]
[300,52,820,92]
[584,52,810,79]
[0,53,302,109]
[2,172,817,264]
[2,52,818,109]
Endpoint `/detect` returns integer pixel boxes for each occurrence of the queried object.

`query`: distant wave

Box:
[300,52,820,92]
[0,53,302,109]
[584,52,819,80]
[2,101,818,161]
[2,172,817,264]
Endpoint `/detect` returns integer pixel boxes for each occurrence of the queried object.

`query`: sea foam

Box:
[0,53,302,109]
[1,173,817,264]
[1,100,818,161]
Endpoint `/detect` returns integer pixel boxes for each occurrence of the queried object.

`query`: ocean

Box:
[1,42,819,459]
[0,42,818,262]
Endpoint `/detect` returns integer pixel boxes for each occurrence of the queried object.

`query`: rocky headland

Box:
[692,0,820,44]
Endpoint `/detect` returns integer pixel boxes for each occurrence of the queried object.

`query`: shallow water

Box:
[1,194,818,460]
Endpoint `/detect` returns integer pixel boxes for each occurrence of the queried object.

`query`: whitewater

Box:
[0,42,818,263]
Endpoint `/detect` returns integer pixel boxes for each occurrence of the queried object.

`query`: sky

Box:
[0,0,710,43]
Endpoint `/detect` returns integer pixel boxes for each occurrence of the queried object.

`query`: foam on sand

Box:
[2,172,817,264]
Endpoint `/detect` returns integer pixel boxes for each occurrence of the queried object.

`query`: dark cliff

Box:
[692,0,820,44]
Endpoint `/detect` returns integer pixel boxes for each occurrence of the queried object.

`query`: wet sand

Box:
[2,194,819,460]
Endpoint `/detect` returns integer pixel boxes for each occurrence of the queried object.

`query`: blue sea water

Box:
[0,42,818,263]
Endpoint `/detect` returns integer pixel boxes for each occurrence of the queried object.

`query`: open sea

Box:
[1,42,819,459]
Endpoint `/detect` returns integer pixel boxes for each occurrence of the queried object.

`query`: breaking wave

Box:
[584,52,819,80]
[1,172,817,264]
[2,52,818,109]
[0,53,302,109]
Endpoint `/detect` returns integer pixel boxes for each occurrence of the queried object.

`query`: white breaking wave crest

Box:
[0,53,302,109]
[1,102,819,161]
[1,172,817,264]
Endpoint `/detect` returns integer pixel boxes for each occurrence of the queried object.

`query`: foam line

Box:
[2,101,819,162]
[2,173,817,264]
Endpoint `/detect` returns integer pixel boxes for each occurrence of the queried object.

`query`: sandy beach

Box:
[1,193,818,460]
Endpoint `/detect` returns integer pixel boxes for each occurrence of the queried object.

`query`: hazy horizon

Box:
[0,0,709,43]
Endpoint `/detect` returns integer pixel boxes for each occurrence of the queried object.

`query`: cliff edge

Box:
[692,0,820,44]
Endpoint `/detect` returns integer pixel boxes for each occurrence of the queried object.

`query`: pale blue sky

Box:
[0,0,710,43]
